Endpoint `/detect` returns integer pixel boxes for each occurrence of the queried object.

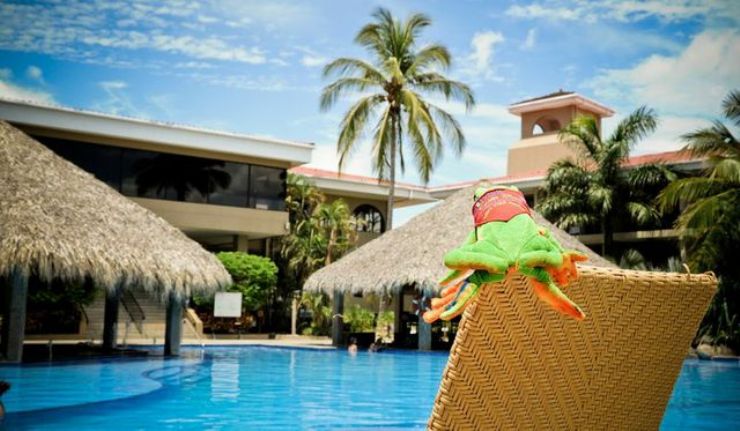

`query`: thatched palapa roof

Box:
[305,183,615,294]
[0,121,230,297]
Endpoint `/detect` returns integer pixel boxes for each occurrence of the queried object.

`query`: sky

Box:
[0,0,738,225]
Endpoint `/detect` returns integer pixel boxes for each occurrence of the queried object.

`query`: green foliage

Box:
[281,174,357,289]
[537,106,675,257]
[195,252,278,312]
[321,7,475,228]
[28,279,97,306]
[658,89,740,350]
[344,304,376,333]
[377,310,394,328]
[300,292,332,335]
[617,249,682,273]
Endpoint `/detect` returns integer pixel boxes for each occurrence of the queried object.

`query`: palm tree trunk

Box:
[386,113,398,231]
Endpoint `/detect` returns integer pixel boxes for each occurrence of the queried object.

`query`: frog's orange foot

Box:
[530,278,586,321]
[548,251,588,286]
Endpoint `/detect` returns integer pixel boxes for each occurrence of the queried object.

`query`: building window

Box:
[249,165,286,211]
[36,135,287,211]
[208,162,249,207]
[531,117,561,135]
[353,204,385,233]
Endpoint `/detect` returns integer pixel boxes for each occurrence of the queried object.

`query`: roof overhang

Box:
[0,98,314,167]
[297,173,436,207]
[508,93,615,118]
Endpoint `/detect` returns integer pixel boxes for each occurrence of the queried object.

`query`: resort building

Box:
[0,97,434,343]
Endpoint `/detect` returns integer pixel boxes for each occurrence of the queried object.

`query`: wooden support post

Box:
[418,289,432,351]
[102,289,121,351]
[331,290,344,347]
[0,268,29,363]
[164,292,184,356]
[393,288,403,344]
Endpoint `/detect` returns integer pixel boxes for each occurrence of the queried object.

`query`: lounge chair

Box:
[428,266,716,430]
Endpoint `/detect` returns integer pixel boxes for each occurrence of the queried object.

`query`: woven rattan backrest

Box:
[428,266,717,431]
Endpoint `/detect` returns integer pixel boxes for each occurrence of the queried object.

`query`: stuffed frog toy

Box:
[423,185,587,323]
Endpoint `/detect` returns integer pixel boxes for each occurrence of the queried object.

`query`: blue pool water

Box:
[0,347,738,430]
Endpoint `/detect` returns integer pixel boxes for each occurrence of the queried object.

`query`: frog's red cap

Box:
[472,187,531,227]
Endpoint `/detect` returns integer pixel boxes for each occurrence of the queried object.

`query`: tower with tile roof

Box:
[506,90,615,176]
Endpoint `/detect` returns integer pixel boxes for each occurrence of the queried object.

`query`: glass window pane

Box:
[208,162,249,207]
[121,150,211,203]
[37,136,122,191]
[249,166,286,211]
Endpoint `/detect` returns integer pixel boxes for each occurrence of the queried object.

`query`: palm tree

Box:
[315,199,356,266]
[658,90,740,350]
[537,107,676,257]
[321,7,475,229]
[658,90,740,270]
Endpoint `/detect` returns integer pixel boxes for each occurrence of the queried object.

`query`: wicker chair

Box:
[428,266,717,431]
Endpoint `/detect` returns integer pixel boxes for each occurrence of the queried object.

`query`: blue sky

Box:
[0,0,738,223]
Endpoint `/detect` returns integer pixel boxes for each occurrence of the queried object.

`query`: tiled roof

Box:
[299,149,702,194]
[289,166,428,191]
[510,90,574,106]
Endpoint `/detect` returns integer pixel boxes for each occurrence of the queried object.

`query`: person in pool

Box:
[0,380,10,420]
[348,337,358,355]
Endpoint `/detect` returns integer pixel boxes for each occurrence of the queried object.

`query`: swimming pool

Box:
[0,347,738,430]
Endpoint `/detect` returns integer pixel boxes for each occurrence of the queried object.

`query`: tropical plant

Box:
[343,304,376,333]
[537,107,676,257]
[321,7,475,229]
[658,89,740,350]
[281,174,357,288]
[194,252,278,312]
[315,199,356,265]
[618,249,682,272]
[300,292,332,336]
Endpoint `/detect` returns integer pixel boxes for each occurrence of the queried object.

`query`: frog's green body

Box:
[423,185,587,323]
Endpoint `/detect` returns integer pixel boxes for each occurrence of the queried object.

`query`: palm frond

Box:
[337,95,384,172]
[320,77,385,111]
[676,189,738,231]
[657,176,730,212]
[411,73,475,110]
[627,201,661,226]
[558,115,601,159]
[722,89,740,126]
[609,105,658,150]
[681,120,740,158]
[406,44,451,74]
[370,106,393,180]
[323,57,386,82]
[627,163,677,188]
[708,156,740,183]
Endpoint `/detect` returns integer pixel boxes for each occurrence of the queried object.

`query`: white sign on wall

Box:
[214,292,242,318]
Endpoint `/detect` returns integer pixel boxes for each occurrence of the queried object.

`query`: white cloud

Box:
[587,29,740,117]
[505,0,739,24]
[0,72,55,104]
[26,65,44,83]
[506,4,583,21]
[521,28,537,50]
[301,54,327,68]
[462,31,505,82]
[0,1,269,67]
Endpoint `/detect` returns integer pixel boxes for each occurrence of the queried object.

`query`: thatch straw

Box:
[0,121,231,298]
[305,183,615,294]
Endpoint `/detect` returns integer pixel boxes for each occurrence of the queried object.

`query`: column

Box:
[102,288,121,351]
[0,268,29,362]
[331,290,344,347]
[164,292,184,356]
[418,288,432,351]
